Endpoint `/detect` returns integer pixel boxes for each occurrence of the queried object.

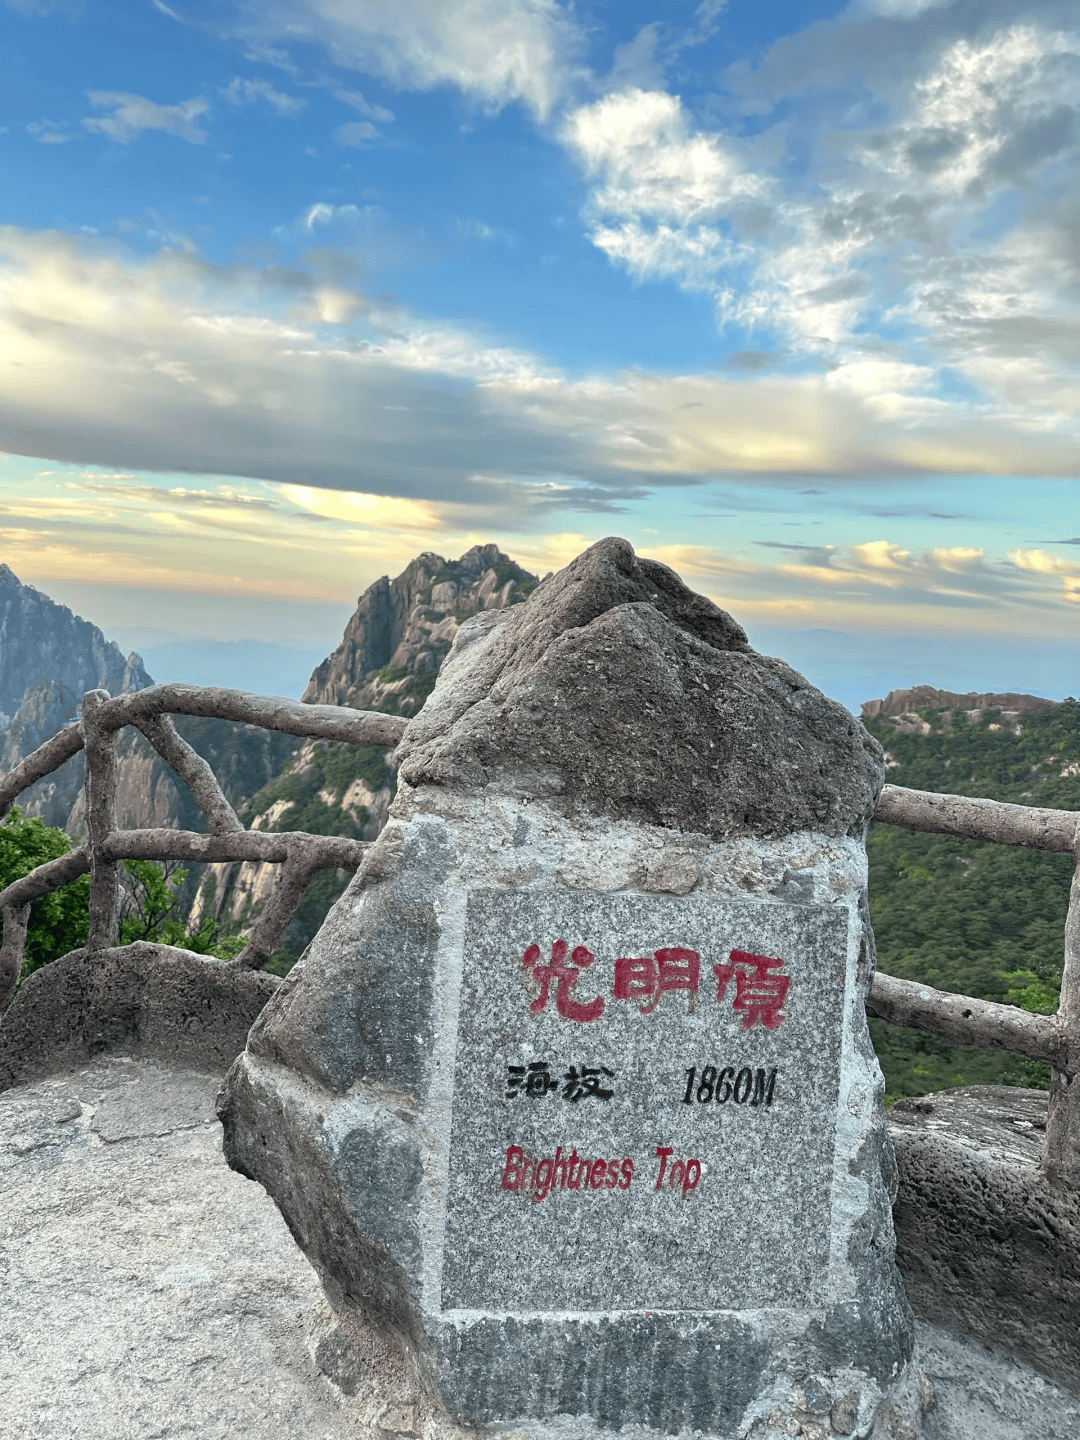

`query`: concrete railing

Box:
[1,692,1077,1183]
[870,784,1080,1187]
[0,686,407,999]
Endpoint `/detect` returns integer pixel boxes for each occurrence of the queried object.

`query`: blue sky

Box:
[1,0,1077,708]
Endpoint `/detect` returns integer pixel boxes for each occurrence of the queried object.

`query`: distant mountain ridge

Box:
[861,685,1055,739]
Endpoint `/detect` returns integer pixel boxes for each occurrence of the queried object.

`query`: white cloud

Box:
[567,89,759,227]
[335,120,378,145]
[325,86,395,123]
[863,24,1080,196]
[677,1,728,52]
[237,0,583,119]
[222,77,304,114]
[25,120,75,145]
[82,91,210,145]
[857,0,957,16]
[1,229,1078,518]
[1010,548,1080,603]
[649,536,1080,630]
[562,17,1080,449]
[564,88,763,290]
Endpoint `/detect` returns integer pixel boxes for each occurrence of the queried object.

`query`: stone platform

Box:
[3,1058,1079,1440]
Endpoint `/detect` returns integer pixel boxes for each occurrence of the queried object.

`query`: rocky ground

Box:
[0,1057,362,1439]
[2,1059,1078,1440]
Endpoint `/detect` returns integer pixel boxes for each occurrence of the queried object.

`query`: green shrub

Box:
[0,808,90,981]
[866,698,1079,1098]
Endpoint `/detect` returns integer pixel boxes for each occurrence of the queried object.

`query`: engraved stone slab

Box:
[442,890,848,1314]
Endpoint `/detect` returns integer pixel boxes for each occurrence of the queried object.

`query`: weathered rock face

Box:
[0,567,154,828]
[0,679,86,828]
[0,564,151,723]
[303,543,537,717]
[218,538,917,1438]
[398,537,884,841]
[0,942,279,1092]
[861,685,1053,738]
[888,1085,1080,1398]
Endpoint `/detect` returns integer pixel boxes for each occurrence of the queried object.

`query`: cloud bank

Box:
[1,226,1077,514]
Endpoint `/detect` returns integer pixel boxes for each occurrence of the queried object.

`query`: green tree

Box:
[118,858,245,960]
[0,810,245,994]
[0,807,89,979]
[864,699,1080,1100]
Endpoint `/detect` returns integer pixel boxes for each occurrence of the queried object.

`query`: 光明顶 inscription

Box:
[521,940,791,1029]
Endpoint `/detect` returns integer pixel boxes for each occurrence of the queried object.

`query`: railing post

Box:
[0,902,31,1006]
[81,688,121,951]
[1041,835,1080,1186]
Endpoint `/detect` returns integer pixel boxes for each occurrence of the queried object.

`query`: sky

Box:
[1,0,1077,710]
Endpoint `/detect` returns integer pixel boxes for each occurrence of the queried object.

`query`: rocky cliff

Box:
[862,685,1053,737]
[0,565,151,724]
[0,566,154,828]
[303,543,536,715]
[189,545,539,964]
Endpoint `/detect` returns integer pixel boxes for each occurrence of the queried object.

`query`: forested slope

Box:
[862,691,1080,1099]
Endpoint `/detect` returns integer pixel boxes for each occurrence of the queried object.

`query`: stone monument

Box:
[219,538,928,1438]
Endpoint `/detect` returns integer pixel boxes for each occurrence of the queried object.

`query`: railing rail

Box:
[1,700,1077,1183]
[870,783,1080,1186]
[0,685,407,995]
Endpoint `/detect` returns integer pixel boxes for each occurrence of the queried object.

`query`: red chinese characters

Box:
[612,947,700,1014]
[520,941,791,1029]
[522,940,605,1023]
[712,949,790,1030]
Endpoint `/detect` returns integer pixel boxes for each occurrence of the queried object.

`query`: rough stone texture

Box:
[888,1085,1080,1397]
[913,1321,1080,1440]
[4,1059,1075,1440]
[395,537,884,843]
[0,1058,368,1440]
[303,543,537,715]
[219,539,919,1437]
[0,941,279,1091]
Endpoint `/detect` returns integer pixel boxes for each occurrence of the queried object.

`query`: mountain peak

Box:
[302,544,538,713]
[0,564,154,718]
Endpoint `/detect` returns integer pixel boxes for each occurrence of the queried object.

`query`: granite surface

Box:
[5,1058,1079,1440]
[0,1058,364,1440]
[220,792,916,1436]
[888,1085,1080,1397]
[394,538,884,842]
[0,939,280,1092]
[443,889,848,1313]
